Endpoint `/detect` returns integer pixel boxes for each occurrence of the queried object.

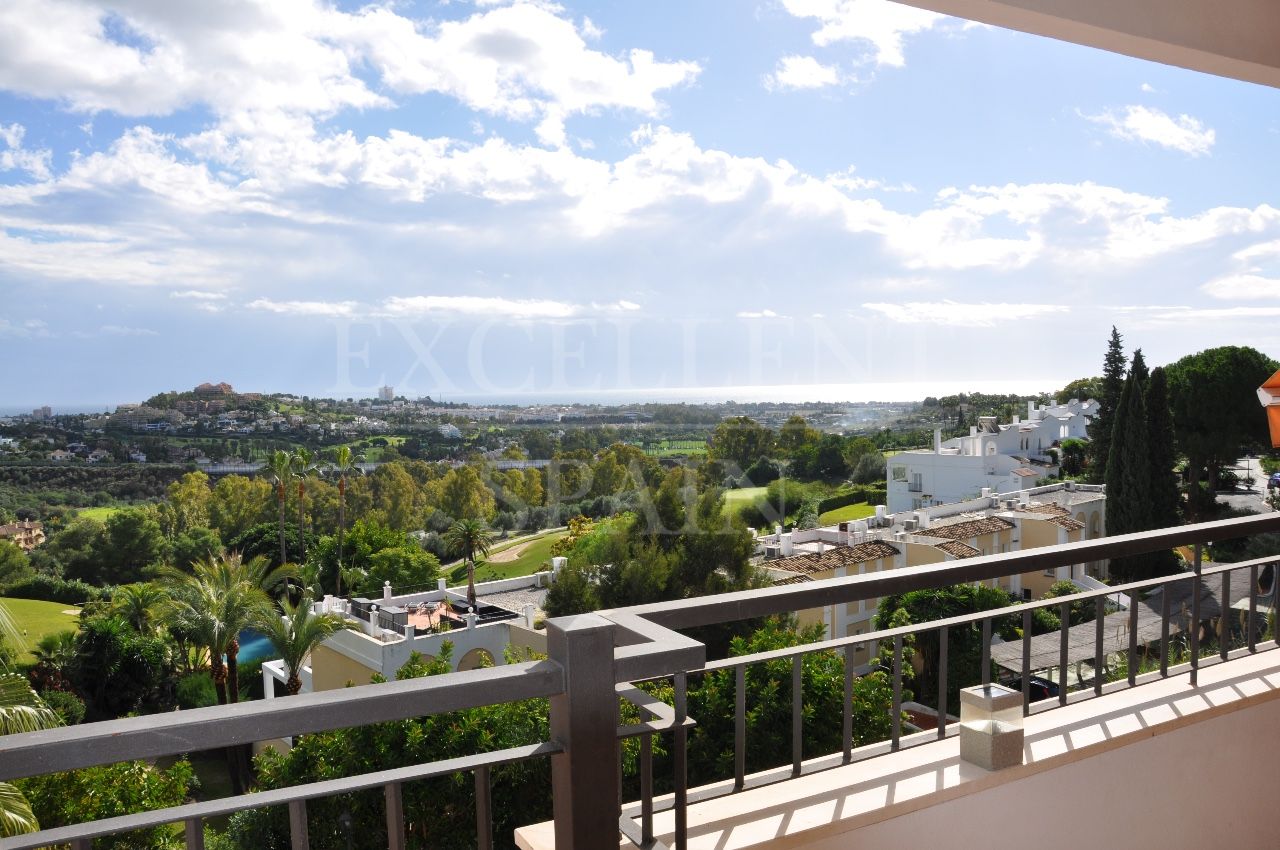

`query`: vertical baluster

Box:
[1094,596,1105,697]
[937,627,948,740]
[981,618,991,688]
[288,799,309,850]
[475,766,493,850]
[1160,583,1171,677]
[1059,601,1069,706]
[842,646,854,762]
[1221,569,1231,661]
[735,664,747,788]
[791,654,803,775]
[1021,610,1031,716]
[1127,597,1139,687]
[1191,543,1203,686]
[385,782,405,850]
[641,733,654,845]
[72,839,92,850]
[891,636,902,752]
[1250,563,1259,653]
[185,818,205,850]
[674,671,688,850]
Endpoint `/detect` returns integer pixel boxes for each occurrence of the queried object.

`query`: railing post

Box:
[547,614,618,850]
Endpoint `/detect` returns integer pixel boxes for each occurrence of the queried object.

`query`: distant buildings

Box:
[31,406,51,420]
[757,481,1106,663]
[887,399,1096,512]
[378,386,395,401]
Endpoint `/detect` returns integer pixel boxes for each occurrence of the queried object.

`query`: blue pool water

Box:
[236,629,274,663]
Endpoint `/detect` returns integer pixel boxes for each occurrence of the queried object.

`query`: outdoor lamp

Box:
[959,684,1023,771]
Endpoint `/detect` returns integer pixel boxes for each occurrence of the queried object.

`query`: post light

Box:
[959,684,1023,771]
[1256,369,1280,448]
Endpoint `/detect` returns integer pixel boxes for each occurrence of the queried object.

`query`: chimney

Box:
[1028,400,1037,421]
[934,428,942,453]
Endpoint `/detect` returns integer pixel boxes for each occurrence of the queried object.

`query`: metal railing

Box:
[0,513,1278,850]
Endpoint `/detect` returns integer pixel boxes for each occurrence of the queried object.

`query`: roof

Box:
[772,574,814,586]
[925,516,1014,541]
[935,540,981,559]
[1047,515,1085,531]
[1012,468,1038,478]
[1020,503,1069,517]
[770,540,901,576]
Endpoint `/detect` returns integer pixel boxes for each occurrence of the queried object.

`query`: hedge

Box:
[816,485,886,514]
[0,575,111,605]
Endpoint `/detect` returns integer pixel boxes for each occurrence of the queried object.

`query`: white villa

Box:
[887,399,1096,513]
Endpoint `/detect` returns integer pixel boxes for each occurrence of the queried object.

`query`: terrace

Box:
[3,513,1280,849]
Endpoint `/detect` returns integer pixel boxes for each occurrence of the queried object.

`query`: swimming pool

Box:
[236,629,274,663]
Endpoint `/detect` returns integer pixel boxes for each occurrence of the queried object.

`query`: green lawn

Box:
[723,486,767,511]
[451,530,570,584]
[2,598,81,663]
[818,502,877,526]
[76,506,122,522]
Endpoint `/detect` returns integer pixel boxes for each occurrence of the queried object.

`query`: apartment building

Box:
[887,399,1096,512]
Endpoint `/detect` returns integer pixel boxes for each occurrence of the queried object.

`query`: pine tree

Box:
[1089,327,1126,483]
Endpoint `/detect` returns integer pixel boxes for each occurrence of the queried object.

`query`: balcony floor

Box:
[517,648,1280,849]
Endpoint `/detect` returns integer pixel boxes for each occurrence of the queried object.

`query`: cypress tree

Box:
[1145,367,1182,574]
[1089,327,1126,483]
[1106,360,1151,582]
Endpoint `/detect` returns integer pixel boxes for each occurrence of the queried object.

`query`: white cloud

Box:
[381,295,580,319]
[1147,306,1280,322]
[862,300,1069,326]
[780,0,947,67]
[736,309,789,319]
[1083,105,1215,156]
[1140,83,1157,93]
[580,16,604,40]
[0,1,699,150]
[0,123,52,180]
[0,318,53,338]
[1201,274,1280,300]
[100,324,158,336]
[246,298,359,318]
[765,56,841,91]
[170,289,227,301]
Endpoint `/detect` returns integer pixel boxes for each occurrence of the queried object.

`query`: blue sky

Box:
[2,0,1279,408]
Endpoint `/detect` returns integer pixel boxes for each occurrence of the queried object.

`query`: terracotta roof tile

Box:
[935,539,981,559]
[770,540,900,576]
[1020,503,1069,517]
[1048,515,1085,531]
[925,516,1014,541]
[772,574,814,586]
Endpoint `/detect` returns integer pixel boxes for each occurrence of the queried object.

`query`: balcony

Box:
[2,513,1279,850]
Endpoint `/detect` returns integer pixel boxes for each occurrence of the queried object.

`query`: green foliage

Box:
[848,452,886,485]
[71,616,175,721]
[175,672,217,709]
[351,546,440,597]
[40,688,85,725]
[1056,376,1103,405]
[1087,326,1126,483]
[220,645,551,850]
[171,526,223,571]
[0,576,108,605]
[0,542,31,587]
[17,760,194,850]
[707,417,774,471]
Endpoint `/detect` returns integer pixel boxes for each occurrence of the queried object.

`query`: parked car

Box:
[1008,676,1059,701]
[1268,472,1280,490]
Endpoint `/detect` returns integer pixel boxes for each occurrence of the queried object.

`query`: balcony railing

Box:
[1,512,1278,850]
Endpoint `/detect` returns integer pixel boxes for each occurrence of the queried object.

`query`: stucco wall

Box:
[310,644,379,691]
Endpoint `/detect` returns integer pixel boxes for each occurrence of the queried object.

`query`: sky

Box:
[2,0,1280,409]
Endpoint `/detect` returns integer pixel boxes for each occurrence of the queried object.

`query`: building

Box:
[887,399,1096,512]
[378,385,395,401]
[31,406,51,420]
[194,381,235,398]
[0,520,45,551]
[265,572,553,697]
[758,482,1106,652]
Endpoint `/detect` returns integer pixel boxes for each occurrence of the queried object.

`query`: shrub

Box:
[176,673,217,710]
[41,689,86,725]
[1,575,110,605]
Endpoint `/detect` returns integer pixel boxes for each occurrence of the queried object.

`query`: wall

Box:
[310,644,379,691]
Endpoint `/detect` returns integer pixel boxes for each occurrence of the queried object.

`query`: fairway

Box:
[1,598,80,663]
[723,486,767,511]
[76,506,122,522]
[818,502,877,526]
[452,529,570,584]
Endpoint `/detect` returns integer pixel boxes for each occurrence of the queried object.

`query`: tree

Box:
[164,471,212,536]
[1056,376,1103,404]
[708,416,774,471]
[291,447,318,563]
[1145,367,1182,545]
[1166,346,1279,516]
[28,517,104,582]
[109,583,168,634]
[252,592,355,695]
[1088,326,1126,483]
[1058,438,1087,478]
[777,415,820,458]
[0,541,31,587]
[444,518,495,609]
[171,526,223,570]
[70,616,174,721]
[209,474,274,541]
[0,601,59,838]
[354,546,440,597]
[327,445,361,596]
[369,463,421,530]
[28,630,76,694]
[849,452,886,485]
[266,450,294,567]
[437,466,496,522]
[93,507,166,585]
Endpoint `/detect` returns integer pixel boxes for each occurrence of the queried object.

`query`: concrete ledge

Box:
[516,649,1280,849]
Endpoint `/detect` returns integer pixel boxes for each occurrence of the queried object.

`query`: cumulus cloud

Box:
[1201,274,1280,300]
[765,56,841,91]
[246,298,359,318]
[862,301,1069,326]
[0,123,52,179]
[780,0,947,67]
[736,309,789,319]
[1083,105,1216,156]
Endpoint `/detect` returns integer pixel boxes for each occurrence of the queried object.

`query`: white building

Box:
[887,399,1096,513]
[378,385,394,401]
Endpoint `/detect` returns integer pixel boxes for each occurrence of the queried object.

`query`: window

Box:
[891,465,907,482]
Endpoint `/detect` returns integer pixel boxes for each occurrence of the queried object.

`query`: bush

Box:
[1,575,110,605]
[176,673,217,710]
[41,689,86,725]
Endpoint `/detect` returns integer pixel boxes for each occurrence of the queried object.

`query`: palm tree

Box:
[109,582,167,634]
[253,592,355,695]
[291,447,318,563]
[217,553,295,705]
[0,603,59,837]
[444,518,495,610]
[328,445,361,596]
[267,450,294,566]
